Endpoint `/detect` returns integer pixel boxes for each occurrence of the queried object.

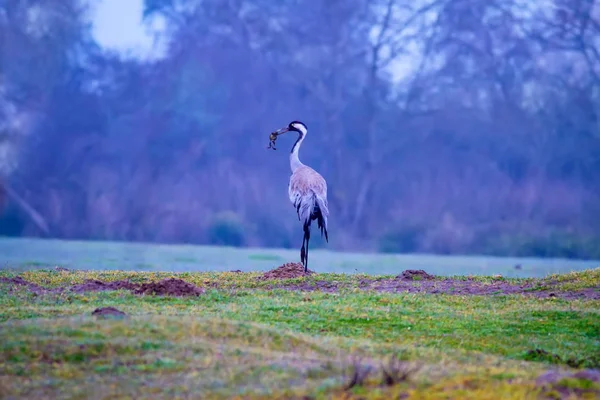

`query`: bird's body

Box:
[288,165,329,242]
[272,120,329,272]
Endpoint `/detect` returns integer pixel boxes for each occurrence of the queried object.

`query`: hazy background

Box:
[1,0,599,260]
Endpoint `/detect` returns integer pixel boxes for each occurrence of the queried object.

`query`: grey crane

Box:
[271,120,329,272]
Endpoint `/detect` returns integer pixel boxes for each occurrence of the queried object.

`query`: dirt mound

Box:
[134,278,204,297]
[91,306,127,318]
[260,262,314,280]
[1,276,33,286]
[0,276,46,294]
[68,278,204,297]
[397,269,435,281]
[70,279,139,293]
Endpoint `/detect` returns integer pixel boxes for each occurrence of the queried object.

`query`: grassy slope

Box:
[0,268,599,399]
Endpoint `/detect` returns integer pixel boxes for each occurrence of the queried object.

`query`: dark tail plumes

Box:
[312,202,328,243]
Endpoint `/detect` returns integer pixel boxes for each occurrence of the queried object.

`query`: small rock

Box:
[91,307,128,318]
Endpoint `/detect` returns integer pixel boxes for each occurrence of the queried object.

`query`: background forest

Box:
[1,0,599,259]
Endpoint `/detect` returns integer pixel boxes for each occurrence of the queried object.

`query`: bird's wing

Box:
[289,167,328,223]
[288,167,326,202]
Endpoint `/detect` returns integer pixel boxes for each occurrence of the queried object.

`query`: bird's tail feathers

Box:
[314,194,329,243]
[296,192,329,243]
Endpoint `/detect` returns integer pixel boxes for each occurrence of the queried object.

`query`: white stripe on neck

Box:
[292,123,307,136]
[290,133,305,172]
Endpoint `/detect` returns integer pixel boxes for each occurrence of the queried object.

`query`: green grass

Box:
[1,268,599,399]
[2,237,599,277]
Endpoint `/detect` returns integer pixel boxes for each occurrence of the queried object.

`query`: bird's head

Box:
[275,120,307,137]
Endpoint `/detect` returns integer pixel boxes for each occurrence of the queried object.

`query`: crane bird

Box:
[271,120,329,272]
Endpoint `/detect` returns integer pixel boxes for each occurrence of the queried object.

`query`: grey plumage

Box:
[288,165,329,242]
[273,120,329,272]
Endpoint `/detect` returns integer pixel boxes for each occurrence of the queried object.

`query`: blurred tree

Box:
[0,0,598,259]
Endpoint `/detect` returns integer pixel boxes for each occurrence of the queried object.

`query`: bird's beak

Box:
[275,127,290,135]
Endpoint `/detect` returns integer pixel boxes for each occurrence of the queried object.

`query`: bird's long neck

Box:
[290,133,305,172]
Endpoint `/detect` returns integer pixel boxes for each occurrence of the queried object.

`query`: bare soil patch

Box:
[536,369,600,398]
[361,274,600,300]
[2,269,598,300]
[70,278,204,297]
[0,276,47,294]
[134,278,205,296]
[280,280,339,293]
[92,306,128,318]
[1,275,205,297]
[277,269,599,300]
[259,262,314,280]
[70,279,139,293]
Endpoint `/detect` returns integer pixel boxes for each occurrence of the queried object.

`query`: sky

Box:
[92,0,165,59]
[91,0,413,80]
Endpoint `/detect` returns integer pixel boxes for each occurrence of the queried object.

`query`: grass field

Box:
[1,238,599,398]
[2,237,599,277]
[1,264,599,398]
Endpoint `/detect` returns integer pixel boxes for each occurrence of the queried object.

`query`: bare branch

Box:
[2,183,50,235]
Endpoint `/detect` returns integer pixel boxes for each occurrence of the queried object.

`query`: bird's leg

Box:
[300,232,306,267]
[300,241,306,266]
[303,223,311,273]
